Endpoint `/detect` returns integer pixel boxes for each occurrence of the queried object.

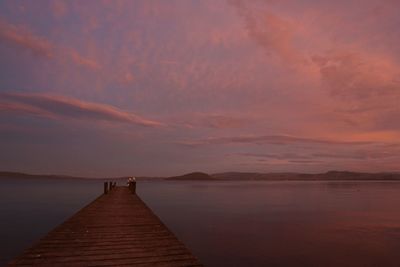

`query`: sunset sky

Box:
[1,0,400,176]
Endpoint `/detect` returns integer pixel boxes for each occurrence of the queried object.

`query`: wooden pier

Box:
[8,183,202,267]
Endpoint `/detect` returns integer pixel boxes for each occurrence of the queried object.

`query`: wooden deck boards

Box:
[8,186,202,267]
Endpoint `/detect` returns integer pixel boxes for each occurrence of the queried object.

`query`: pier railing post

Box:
[104,182,108,194]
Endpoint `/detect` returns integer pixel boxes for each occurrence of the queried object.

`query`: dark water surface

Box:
[0,178,100,266]
[2,179,400,266]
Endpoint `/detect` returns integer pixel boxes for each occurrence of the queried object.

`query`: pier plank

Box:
[8,186,202,267]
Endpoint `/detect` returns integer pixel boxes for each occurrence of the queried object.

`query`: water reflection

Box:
[139,181,400,267]
[1,179,400,266]
[0,178,100,266]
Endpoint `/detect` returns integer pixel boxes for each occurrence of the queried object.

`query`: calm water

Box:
[1,179,400,266]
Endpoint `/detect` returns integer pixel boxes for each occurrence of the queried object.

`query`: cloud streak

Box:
[0,92,164,127]
[0,18,100,70]
[238,148,399,162]
[173,113,250,129]
[177,135,375,147]
[0,19,53,57]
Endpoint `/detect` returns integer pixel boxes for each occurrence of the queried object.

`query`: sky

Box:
[1,0,400,177]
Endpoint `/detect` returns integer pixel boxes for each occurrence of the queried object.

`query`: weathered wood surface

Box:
[8,186,202,267]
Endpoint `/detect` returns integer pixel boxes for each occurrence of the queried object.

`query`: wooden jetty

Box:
[8,182,202,267]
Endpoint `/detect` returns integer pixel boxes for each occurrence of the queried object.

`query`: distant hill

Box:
[2,170,400,181]
[0,171,87,180]
[0,171,132,181]
[211,171,400,181]
[166,172,216,181]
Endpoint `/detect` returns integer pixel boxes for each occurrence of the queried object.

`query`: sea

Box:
[1,178,400,266]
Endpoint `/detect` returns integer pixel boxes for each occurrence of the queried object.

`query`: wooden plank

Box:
[7,187,202,267]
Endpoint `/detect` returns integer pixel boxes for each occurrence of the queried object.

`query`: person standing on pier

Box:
[128,176,136,193]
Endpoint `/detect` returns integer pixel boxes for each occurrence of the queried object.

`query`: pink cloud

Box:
[177,134,375,147]
[0,19,53,58]
[68,50,101,70]
[172,113,249,129]
[0,18,101,71]
[0,101,55,118]
[0,92,164,127]
[314,49,400,132]
[229,0,304,65]
[230,0,400,136]
[313,50,400,101]
[51,1,68,18]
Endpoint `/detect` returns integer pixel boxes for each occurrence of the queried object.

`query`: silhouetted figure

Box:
[128,176,136,194]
